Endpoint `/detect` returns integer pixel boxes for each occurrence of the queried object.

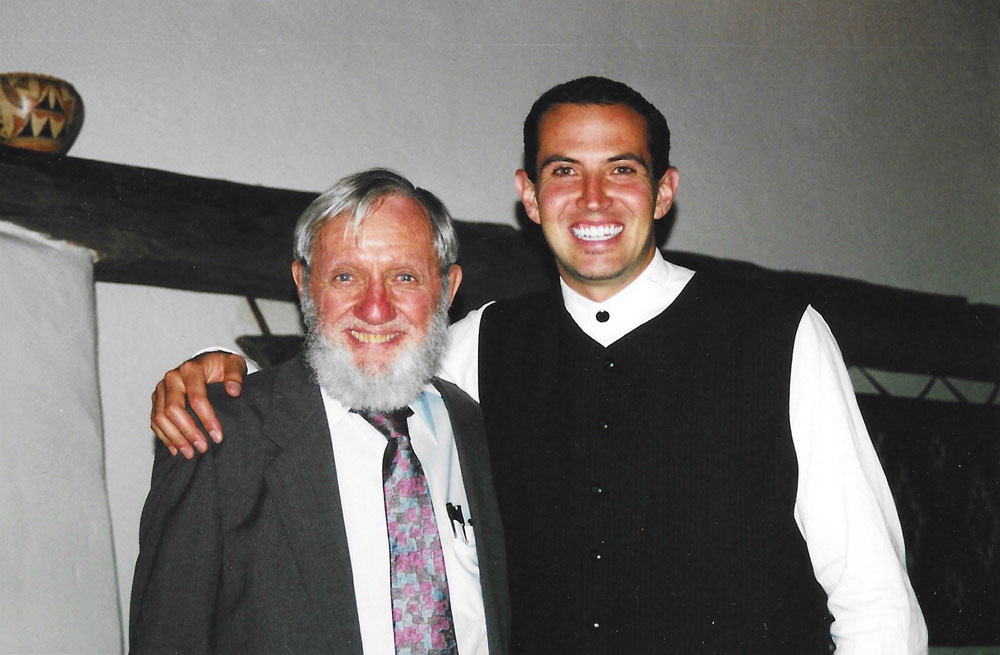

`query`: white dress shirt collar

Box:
[559,249,696,347]
[318,383,444,437]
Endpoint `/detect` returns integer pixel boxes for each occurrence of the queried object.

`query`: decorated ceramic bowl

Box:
[0,73,84,154]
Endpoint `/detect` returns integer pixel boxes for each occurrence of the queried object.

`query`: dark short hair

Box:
[522,76,671,183]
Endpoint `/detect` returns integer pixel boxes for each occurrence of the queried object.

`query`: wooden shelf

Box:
[2,145,996,382]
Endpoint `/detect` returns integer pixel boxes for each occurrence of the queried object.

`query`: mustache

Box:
[298,290,452,411]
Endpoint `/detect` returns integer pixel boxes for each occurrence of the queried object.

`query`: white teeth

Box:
[350,331,398,344]
[572,224,623,241]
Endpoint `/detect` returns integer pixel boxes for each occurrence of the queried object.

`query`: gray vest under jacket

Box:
[478,273,834,654]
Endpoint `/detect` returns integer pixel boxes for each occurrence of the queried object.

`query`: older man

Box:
[130,169,509,654]
[150,78,926,653]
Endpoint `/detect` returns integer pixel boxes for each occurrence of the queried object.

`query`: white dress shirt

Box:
[440,250,928,655]
[318,385,488,655]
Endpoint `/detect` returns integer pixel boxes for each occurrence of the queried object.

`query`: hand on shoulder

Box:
[150,351,248,458]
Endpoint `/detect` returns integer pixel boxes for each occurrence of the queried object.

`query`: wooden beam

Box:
[1,145,996,382]
[0,146,555,309]
[1,145,308,300]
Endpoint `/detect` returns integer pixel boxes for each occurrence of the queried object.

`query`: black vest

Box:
[478,273,833,654]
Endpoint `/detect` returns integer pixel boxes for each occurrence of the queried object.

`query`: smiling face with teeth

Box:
[292,194,462,376]
[516,102,679,302]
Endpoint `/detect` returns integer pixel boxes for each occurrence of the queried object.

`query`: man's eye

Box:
[552,166,574,176]
[334,273,353,282]
[613,165,636,175]
[398,273,416,282]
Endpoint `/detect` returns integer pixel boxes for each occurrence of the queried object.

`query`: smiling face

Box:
[292,193,462,375]
[516,103,679,302]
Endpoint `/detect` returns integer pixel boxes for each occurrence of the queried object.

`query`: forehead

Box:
[536,103,650,162]
[312,194,438,269]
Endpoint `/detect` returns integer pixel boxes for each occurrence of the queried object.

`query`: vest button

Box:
[590,620,601,631]
[590,550,603,561]
[603,357,615,371]
[591,484,603,495]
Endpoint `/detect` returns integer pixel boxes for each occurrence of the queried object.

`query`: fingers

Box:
[220,354,248,397]
[151,379,196,459]
[172,362,217,450]
[150,384,178,456]
[148,363,214,458]
[148,351,249,459]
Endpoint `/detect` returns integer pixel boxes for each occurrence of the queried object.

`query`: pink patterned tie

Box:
[356,408,459,655]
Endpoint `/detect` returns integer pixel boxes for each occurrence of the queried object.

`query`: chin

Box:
[566,263,630,284]
[348,344,409,374]
[300,293,451,411]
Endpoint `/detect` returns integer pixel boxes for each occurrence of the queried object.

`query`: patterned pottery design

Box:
[0,73,84,154]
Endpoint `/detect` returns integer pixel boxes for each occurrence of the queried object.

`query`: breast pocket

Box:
[444,502,480,574]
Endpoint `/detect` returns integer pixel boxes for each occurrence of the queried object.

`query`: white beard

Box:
[300,291,451,412]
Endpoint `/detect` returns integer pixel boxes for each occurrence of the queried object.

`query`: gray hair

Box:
[293,168,459,273]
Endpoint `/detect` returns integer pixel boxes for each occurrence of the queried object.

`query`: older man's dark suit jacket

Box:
[129,354,510,654]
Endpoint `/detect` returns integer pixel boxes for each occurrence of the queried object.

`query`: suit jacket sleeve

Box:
[129,433,222,653]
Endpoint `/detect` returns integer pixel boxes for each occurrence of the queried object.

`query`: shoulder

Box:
[690,270,803,306]
[685,271,808,323]
[485,288,558,317]
[480,288,561,337]
[203,353,314,432]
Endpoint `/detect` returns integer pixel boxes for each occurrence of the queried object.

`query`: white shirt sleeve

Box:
[440,303,492,403]
[194,346,261,374]
[790,306,928,655]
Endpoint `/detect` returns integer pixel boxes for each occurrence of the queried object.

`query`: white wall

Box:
[0,226,120,653]
[2,0,997,645]
[3,1,996,302]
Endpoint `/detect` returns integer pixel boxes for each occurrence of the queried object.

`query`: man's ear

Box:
[292,260,306,298]
[445,264,463,308]
[653,167,680,220]
[515,170,541,225]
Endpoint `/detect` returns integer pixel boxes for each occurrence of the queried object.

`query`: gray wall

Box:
[2,0,997,646]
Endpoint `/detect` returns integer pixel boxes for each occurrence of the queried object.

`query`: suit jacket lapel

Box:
[435,378,511,655]
[261,356,363,654]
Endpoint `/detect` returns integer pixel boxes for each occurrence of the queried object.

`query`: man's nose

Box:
[354,279,395,324]
[578,174,611,212]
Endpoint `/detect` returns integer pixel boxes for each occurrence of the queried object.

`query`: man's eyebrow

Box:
[538,154,580,170]
[608,154,650,169]
[538,153,650,171]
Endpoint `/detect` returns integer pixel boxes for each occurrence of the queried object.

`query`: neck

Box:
[557,250,656,303]
[560,276,632,302]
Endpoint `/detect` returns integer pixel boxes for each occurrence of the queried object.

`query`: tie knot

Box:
[354,407,413,441]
